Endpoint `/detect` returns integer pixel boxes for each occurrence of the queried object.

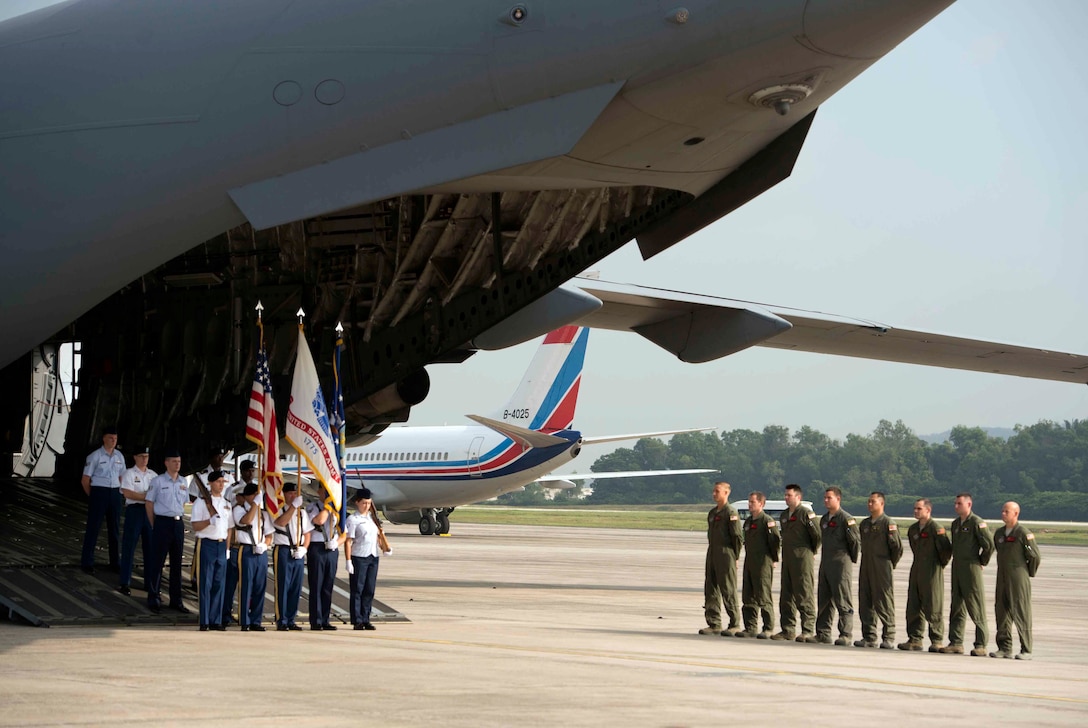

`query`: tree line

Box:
[566,419,1087,521]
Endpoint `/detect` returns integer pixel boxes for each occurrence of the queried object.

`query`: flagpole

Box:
[334,321,347,534]
[256,302,267,501]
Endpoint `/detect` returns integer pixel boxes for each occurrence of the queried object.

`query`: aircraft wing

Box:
[573,279,1088,384]
[466,414,571,449]
[581,426,716,447]
[537,468,716,482]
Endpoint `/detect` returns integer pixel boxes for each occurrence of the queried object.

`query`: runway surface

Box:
[1,523,1085,726]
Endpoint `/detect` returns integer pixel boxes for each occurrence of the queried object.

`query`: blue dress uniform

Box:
[145,469,190,612]
[80,443,126,572]
[188,460,235,589]
[345,503,386,629]
[191,492,233,630]
[306,501,341,630]
[233,491,273,631]
[272,492,313,630]
[118,457,157,592]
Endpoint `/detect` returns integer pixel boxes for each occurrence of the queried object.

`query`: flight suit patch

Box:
[729,515,738,521]
[936,528,945,535]
[1005,536,1016,542]
[1026,533,1035,540]
[979,521,988,528]
[847,519,856,526]
[889,524,898,531]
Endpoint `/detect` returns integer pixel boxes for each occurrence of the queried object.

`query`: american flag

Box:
[246,344,283,515]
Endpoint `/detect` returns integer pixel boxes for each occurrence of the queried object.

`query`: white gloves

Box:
[291,547,306,560]
[324,538,338,551]
[255,543,267,555]
[383,549,393,556]
[225,549,230,561]
[346,560,354,575]
[291,496,303,508]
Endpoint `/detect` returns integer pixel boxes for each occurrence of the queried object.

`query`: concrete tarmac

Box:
[1,523,1085,726]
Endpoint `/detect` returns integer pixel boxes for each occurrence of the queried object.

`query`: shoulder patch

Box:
[1026,533,1035,540]
[936,528,946,535]
[979,521,988,528]
[768,521,778,528]
[847,519,856,526]
[808,512,817,520]
[889,523,898,531]
[729,515,739,521]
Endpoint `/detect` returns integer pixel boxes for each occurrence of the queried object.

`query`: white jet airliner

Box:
[285,325,712,535]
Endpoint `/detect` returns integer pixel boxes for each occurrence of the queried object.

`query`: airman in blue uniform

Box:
[145,450,191,614]
[80,426,125,574]
[117,445,156,595]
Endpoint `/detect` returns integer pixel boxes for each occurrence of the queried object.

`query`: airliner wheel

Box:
[436,512,450,535]
[419,515,436,536]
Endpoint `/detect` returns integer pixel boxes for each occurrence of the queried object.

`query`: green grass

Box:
[452,507,1088,545]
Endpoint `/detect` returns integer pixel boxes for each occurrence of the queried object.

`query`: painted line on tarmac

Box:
[365,634,1088,705]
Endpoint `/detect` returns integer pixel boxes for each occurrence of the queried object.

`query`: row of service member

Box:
[702,482,1040,660]
[80,428,390,630]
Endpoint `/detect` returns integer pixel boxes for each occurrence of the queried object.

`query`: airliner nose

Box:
[801,0,955,60]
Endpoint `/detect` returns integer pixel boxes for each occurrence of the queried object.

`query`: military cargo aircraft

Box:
[0,0,965,474]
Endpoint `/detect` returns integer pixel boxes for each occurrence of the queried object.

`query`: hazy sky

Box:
[5,2,1085,473]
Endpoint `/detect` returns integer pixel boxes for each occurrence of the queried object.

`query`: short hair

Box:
[915,497,933,510]
[824,486,842,499]
[955,492,973,501]
[785,483,803,496]
[714,481,731,491]
[869,491,886,503]
[748,491,767,504]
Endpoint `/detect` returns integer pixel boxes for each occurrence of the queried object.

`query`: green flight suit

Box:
[816,509,861,641]
[704,503,743,631]
[993,523,1041,655]
[741,511,781,633]
[857,514,903,643]
[906,519,952,644]
[779,504,821,636]
[947,512,995,649]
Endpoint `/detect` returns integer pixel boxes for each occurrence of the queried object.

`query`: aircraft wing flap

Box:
[230,81,624,230]
[466,414,570,449]
[573,279,1088,384]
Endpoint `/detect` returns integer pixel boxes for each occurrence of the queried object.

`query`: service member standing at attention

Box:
[991,501,1041,660]
[899,498,952,652]
[117,445,157,596]
[343,488,391,631]
[699,481,743,636]
[854,491,903,649]
[942,492,995,656]
[307,498,341,631]
[772,483,821,643]
[272,481,312,631]
[220,459,256,628]
[144,451,191,615]
[189,447,235,590]
[815,486,860,645]
[233,482,274,632]
[191,470,233,631]
[80,426,126,574]
[735,491,781,639]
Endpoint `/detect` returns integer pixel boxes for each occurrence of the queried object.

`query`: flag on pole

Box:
[245,326,283,516]
[285,325,343,511]
[331,324,348,528]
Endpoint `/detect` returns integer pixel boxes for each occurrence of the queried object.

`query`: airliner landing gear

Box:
[418,508,454,535]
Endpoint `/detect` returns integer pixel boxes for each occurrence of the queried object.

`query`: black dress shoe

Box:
[277,624,289,631]
[240,626,249,632]
[212,625,227,631]
[249,624,267,632]
[287,623,303,631]
[80,565,96,575]
[117,585,131,596]
[173,604,191,614]
[353,624,365,631]
[199,625,209,632]
[322,624,338,631]
[310,624,323,631]
[363,623,376,631]
[148,604,162,614]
